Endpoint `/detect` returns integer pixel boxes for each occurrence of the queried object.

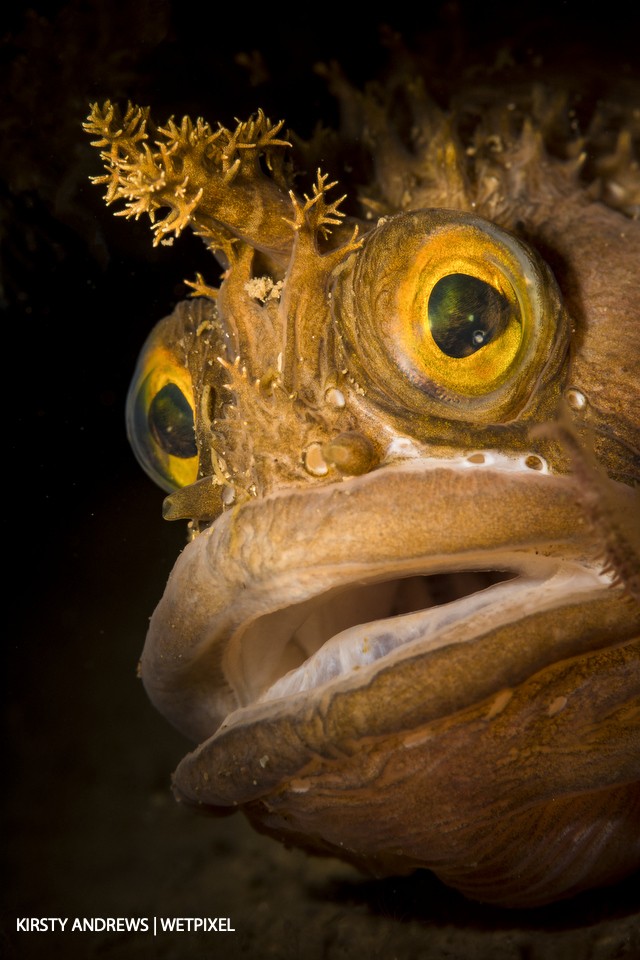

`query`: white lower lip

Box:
[253,562,611,707]
[141,456,623,743]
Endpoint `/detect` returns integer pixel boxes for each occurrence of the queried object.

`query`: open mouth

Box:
[134,461,637,824]
[224,559,608,718]
[140,457,627,807]
[141,457,615,735]
[244,570,513,704]
[145,454,640,909]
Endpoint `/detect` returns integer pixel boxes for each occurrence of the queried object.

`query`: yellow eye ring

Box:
[126,322,199,492]
[331,210,569,424]
[396,222,528,398]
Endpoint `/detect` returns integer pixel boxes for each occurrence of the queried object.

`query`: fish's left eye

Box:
[126,321,199,492]
[332,209,568,423]
[427,273,513,358]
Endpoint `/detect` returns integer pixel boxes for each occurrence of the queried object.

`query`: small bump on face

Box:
[303,443,329,477]
[566,387,587,411]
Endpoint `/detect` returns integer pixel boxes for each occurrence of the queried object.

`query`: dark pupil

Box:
[428,273,512,358]
[148,383,197,458]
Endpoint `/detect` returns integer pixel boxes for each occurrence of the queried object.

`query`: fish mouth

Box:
[244,566,590,706]
[139,457,626,808]
[246,569,516,705]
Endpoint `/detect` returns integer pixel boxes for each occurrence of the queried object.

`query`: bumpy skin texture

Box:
[85,70,640,907]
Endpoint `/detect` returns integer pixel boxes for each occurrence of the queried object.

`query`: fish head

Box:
[87,82,640,907]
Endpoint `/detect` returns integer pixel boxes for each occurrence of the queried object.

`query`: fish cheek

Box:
[533,202,640,487]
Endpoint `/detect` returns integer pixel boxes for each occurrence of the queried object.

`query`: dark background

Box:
[3,2,640,957]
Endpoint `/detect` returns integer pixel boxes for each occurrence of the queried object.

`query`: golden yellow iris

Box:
[126,331,199,492]
[395,224,528,397]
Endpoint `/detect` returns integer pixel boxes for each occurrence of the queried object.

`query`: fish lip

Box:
[141,456,640,810]
[170,549,624,811]
[208,557,608,732]
[140,457,613,754]
[249,563,606,709]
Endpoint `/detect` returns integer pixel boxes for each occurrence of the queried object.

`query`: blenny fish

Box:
[84,66,640,908]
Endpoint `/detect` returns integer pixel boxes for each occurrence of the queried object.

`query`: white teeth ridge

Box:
[256,563,608,705]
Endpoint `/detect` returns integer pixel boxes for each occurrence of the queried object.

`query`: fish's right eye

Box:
[126,323,199,493]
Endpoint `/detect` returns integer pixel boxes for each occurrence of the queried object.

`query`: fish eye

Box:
[332,209,568,423]
[148,383,198,459]
[399,239,525,400]
[126,321,199,492]
[427,274,514,359]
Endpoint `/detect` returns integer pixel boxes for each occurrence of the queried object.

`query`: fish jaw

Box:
[139,455,634,745]
[139,457,640,905]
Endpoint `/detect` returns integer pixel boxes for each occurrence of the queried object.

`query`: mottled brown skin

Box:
[85,72,640,907]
